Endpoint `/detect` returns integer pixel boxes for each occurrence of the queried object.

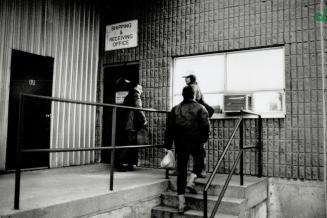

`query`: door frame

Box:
[99,61,139,163]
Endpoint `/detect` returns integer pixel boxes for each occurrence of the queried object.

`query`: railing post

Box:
[14,94,25,210]
[109,107,117,191]
[239,116,244,186]
[203,190,207,218]
[257,115,262,177]
[165,114,169,180]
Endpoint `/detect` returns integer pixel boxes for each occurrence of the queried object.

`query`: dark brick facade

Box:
[100,0,326,180]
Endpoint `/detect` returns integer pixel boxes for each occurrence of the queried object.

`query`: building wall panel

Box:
[102,0,325,180]
[0,0,100,170]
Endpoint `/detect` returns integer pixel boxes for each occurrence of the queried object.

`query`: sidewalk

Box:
[0,164,167,216]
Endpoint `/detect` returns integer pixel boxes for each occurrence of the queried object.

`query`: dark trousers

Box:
[115,131,138,167]
[176,144,204,195]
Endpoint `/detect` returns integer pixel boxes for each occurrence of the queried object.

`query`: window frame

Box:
[171,47,286,119]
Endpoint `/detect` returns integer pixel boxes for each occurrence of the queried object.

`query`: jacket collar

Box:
[182,99,196,103]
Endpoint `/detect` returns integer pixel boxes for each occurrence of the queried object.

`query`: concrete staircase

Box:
[151,175,267,218]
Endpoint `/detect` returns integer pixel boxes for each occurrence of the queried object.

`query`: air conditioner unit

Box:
[224,94,252,113]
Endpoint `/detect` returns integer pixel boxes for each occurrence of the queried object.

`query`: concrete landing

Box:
[0,164,168,217]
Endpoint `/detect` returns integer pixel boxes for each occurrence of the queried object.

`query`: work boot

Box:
[198,169,207,178]
[199,156,207,178]
[186,173,197,194]
[178,194,186,214]
[198,171,206,178]
[126,164,134,171]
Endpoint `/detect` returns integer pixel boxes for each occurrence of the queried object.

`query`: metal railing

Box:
[14,93,169,209]
[203,110,262,218]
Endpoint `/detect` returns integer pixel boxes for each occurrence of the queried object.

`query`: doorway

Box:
[6,50,54,170]
[101,63,139,163]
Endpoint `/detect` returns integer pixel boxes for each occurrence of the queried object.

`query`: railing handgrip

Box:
[203,117,243,218]
[203,190,208,218]
[14,94,25,210]
[239,118,244,186]
[21,144,162,153]
[109,108,117,191]
[240,109,261,117]
[20,93,168,113]
[204,110,263,218]
[204,117,242,192]
[13,93,169,211]
[257,115,263,177]
[209,150,243,218]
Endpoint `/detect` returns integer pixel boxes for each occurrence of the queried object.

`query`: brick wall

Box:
[100,0,325,180]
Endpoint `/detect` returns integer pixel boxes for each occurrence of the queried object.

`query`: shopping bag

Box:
[160,150,175,169]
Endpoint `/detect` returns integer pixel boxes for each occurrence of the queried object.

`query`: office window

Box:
[172,54,225,112]
[172,47,285,117]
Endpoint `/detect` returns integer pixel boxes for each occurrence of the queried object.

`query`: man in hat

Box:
[183,74,203,102]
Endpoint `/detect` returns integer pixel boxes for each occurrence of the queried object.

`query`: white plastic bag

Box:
[160,150,175,169]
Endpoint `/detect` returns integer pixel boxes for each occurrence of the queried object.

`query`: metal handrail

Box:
[240,109,261,116]
[20,144,163,153]
[203,117,242,217]
[241,109,263,178]
[20,93,168,113]
[209,150,244,218]
[14,93,169,210]
[204,117,243,192]
[203,110,262,218]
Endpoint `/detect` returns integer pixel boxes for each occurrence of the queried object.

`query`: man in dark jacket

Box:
[184,73,214,178]
[164,85,210,214]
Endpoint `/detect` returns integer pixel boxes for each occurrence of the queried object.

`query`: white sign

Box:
[105,20,138,51]
[115,91,128,104]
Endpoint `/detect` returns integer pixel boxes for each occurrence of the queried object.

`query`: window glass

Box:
[172,94,183,107]
[173,54,225,96]
[173,93,223,113]
[252,91,284,113]
[172,48,285,117]
[202,93,224,113]
[226,48,284,91]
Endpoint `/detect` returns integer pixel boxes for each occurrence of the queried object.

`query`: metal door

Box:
[6,50,54,170]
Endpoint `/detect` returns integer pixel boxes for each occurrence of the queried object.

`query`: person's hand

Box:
[141,121,147,129]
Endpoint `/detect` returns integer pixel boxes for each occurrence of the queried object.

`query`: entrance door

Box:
[6,50,54,170]
[101,64,139,163]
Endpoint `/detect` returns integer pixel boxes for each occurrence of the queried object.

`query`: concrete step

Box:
[169,175,267,207]
[151,205,239,218]
[169,179,244,199]
[161,191,246,216]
